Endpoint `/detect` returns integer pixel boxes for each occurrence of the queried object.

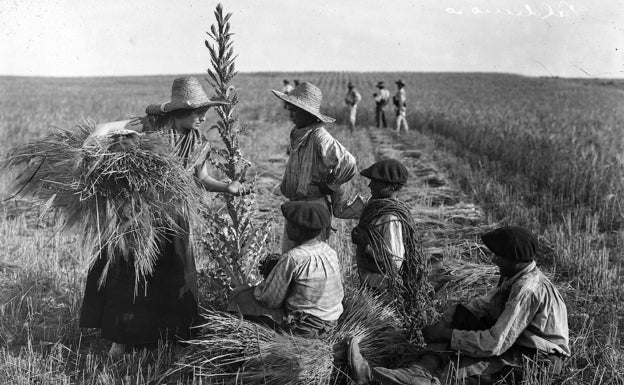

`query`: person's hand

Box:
[226,180,252,196]
[351,226,368,246]
[259,253,281,279]
[422,325,453,343]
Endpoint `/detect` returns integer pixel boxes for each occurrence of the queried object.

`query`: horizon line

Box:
[0,70,622,80]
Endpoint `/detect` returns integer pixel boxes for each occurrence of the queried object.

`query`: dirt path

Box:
[250,124,500,298]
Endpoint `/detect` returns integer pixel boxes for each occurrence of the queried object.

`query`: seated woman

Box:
[227,201,344,338]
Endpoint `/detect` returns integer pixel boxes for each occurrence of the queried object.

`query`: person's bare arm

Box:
[196,163,250,195]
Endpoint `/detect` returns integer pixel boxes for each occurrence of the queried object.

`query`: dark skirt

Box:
[80,229,199,346]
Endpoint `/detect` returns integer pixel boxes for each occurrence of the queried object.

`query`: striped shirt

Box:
[254,240,344,321]
[450,262,570,357]
[280,124,356,200]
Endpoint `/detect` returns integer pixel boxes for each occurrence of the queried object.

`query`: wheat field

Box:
[0,73,622,384]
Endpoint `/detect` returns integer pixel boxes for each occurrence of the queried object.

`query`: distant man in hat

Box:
[374,81,390,129]
[393,80,409,133]
[349,226,570,385]
[272,81,358,252]
[351,159,424,299]
[344,81,362,132]
[227,201,344,338]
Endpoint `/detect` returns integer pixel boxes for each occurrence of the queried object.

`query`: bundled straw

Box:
[175,310,334,385]
[168,288,415,385]
[356,198,438,338]
[329,287,418,382]
[1,121,204,286]
[430,257,499,301]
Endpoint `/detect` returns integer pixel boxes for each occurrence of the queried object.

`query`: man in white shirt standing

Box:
[393,79,409,133]
[345,81,362,132]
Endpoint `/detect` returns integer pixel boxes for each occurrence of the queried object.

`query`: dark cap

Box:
[481,226,537,262]
[281,201,330,231]
[360,159,408,185]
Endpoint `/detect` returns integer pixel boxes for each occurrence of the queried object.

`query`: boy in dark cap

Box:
[349,225,570,385]
[351,159,423,297]
[228,201,344,338]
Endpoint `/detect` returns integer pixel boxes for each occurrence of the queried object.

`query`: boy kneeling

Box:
[228,201,344,338]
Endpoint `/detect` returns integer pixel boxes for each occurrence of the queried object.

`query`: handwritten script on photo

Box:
[445,1,578,19]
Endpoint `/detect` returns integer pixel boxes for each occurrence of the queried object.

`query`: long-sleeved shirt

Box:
[280,123,357,200]
[254,240,344,321]
[450,261,570,357]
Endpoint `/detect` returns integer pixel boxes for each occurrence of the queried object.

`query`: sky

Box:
[1,0,622,78]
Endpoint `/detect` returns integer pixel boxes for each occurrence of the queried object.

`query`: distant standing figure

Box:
[282,79,294,95]
[271,81,357,252]
[344,82,362,132]
[393,79,409,133]
[374,81,390,129]
[282,80,294,109]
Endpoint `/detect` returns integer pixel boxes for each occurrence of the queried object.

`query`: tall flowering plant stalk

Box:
[201,4,270,288]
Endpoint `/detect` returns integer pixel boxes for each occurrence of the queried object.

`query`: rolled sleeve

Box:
[317,135,357,188]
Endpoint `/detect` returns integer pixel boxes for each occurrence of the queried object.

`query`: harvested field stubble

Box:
[1,72,623,384]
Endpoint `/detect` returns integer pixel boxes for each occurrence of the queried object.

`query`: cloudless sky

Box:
[1,0,622,77]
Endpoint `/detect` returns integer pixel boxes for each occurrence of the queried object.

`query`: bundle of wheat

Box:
[169,288,414,385]
[1,121,204,285]
[174,310,333,385]
[329,287,419,382]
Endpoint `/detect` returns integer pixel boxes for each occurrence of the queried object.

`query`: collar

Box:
[498,261,536,289]
[290,123,323,151]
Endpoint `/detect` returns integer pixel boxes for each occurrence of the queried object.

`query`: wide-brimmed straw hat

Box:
[271,82,335,123]
[160,76,229,113]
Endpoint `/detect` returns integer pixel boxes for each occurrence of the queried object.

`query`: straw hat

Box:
[271,82,335,123]
[160,76,229,113]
